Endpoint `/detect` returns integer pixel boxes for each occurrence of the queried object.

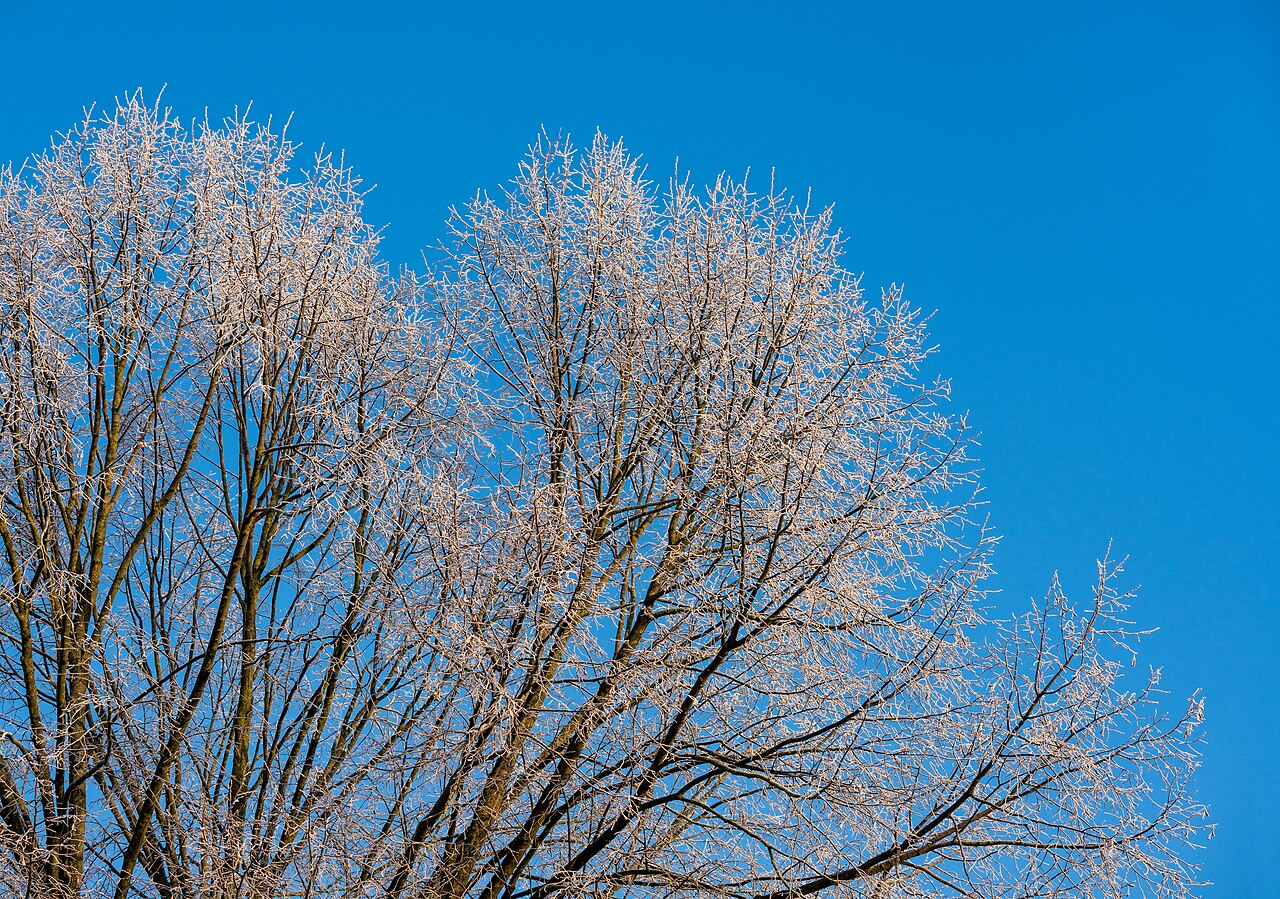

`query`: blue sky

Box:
[2,1,1275,894]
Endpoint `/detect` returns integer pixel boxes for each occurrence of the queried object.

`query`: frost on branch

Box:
[0,104,1205,899]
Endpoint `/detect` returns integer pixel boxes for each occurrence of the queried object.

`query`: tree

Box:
[0,98,1205,899]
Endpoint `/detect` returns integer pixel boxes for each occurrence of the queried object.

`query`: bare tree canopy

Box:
[0,98,1206,899]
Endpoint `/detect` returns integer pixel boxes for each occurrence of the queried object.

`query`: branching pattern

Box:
[0,100,1205,899]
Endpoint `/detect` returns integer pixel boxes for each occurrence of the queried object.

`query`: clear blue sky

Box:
[2,2,1275,894]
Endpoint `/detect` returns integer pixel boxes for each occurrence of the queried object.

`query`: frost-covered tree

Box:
[0,99,1206,899]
